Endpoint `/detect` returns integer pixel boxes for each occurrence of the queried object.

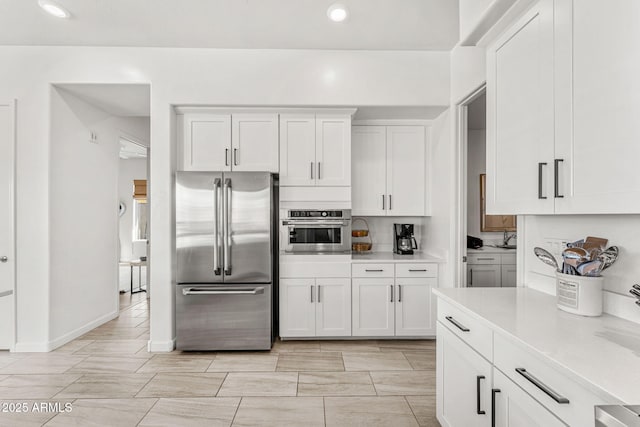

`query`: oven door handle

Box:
[282,220,350,226]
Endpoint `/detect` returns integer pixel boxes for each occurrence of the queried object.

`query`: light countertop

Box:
[351,252,445,263]
[467,246,516,254]
[433,287,640,404]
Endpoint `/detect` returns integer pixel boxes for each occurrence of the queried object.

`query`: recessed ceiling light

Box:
[327,4,349,23]
[38,0,71,19]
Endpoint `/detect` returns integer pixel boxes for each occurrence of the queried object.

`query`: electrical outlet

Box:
[545,238,570,256]
[89,131,98,144]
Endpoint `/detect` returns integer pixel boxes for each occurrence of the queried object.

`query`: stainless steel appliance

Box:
[394,223,418,255]
[175,172,276,351]
[281,209,351,253]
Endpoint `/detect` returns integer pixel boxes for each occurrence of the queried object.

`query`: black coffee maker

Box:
[393,224,418,255]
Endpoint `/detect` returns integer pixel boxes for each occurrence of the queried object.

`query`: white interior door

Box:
[352,126,387,215]
[386,126,426,216]
[231,114,279,172]
[0,100,15,350]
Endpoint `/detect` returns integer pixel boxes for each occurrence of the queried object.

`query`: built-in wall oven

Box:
[281,209,351,253]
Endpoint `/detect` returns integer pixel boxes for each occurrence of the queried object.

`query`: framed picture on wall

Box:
[480,174,516,232]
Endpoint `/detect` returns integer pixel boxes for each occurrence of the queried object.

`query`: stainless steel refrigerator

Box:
[175,171,276,351]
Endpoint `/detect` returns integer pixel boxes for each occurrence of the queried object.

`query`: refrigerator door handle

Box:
[182,287,264,296]
[223,178,232,276]
[213,178,222,275]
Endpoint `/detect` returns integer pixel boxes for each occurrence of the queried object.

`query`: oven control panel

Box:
[288,210,344,218]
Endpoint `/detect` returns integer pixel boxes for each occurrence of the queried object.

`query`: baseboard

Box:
[147,339,175,352]
[47,310,119,351]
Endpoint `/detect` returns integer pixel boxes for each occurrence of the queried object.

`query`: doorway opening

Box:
[455,85,518,289]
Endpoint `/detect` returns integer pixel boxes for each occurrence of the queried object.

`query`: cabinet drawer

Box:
[437,299,493,361]
[467,253,500,264]
[352,263,394,278]
[494,333,616,427]
[501,253,516,264]
[395,263,437,278]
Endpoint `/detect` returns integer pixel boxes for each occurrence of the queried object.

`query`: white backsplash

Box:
[354,216,425,253]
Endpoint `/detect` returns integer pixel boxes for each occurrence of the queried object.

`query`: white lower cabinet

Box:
[493,369,566,427]
[395,278,436,336]
[437,323,492,427]
[467,264,501,288]
[352,278,395,337]
[279,278,350,338]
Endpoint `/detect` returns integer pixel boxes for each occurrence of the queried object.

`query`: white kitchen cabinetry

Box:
[487,0,640,215]
[181,112,278,172]
[280,114,351,187]
[500,264,517,288]
[437,323,492,427]
[493,368,566,427]
[352,263,436,337]
[467,264,501,288]
[279,277,350,338]
[352,126,427,216]
[467,252,516,288]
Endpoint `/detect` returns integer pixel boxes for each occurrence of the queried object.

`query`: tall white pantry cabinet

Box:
[487,0,640,215]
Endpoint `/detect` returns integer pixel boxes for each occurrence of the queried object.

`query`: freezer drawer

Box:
[176,284,272,351]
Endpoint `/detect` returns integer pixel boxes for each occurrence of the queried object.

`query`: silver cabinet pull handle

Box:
[477,258,495,261]
[317,285,321,303]
[310,162,314,180]
[408,269,427,272]
[318,162,321,180]
[382,195,385,210]
[515,368,570,404]
[0,256,7,263]
[183,287,264,296]
[445,316,470,332]
[390,285,394,302]
[469,269,473,286]
[311,285,315,303]
[365,269,384,272]
[225,148,229,166]
[233,148,238,166]
[213,178,221,275]
[398,285,402,302]
[538,162,547,199]
[554,159,564,198]
[389,194,392,210]
[223,178,232,275]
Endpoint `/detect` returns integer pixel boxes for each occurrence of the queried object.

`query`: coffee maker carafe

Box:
[393,224,418,255]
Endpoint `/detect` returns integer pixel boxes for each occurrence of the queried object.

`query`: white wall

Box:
[49,88,149,348]
[450,46,486,103]
[355,217,425,253]
[118,158,147,261]
[459,0,495,39]
[0,46,450,351]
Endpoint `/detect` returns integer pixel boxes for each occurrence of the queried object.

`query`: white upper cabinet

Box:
[280,114,351,187]
[486,0,555,215]
[279,115,316,186]
[181,112,278,172]
[352,125,428,216]
[352,126,387,215]
[488,0,640,214]
[183,114,232,171]
[554,0,640,213]
[231,114,279,172]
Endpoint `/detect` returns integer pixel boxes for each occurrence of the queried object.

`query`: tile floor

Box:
[0,292,439,426]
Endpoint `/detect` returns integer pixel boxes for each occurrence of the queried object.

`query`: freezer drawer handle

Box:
[182,287,264,296]
[515,368,570,404]
[445,316,470,332]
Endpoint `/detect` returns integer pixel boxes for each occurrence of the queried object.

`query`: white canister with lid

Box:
[555,272,603,316]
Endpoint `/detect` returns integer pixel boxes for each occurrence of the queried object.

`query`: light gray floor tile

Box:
[377,340,436,352]
[370,371,435,395]
[136,373,227,397]
[55,373,154,398]
[325,396,419,427]
[0,399,74,427]
[342,351,412,371]
[137,356,213,373]
[271,340,321,353]
[208,354,278,372]
[403,351,436,370]
[319,340,381,352]
[297,371,376,396]
[0,355,87,374]
[406,395,439,427]
[0,374,81,399]
[53,340,95,353]
[139,397,239,427]
[82,327,149,340]
[45,398,156,427]
[217,372,298,397]
[232,397,324,427]
[277,351,344,372]
[67,355,150,374]
[73,340,147,355]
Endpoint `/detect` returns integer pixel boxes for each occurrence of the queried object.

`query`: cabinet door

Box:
[501,264,517,288]
[352,278,394,337]
[279,115,316,186]
[386,126,426,216]
[316,116,351,186]
[395,278,436,337]
[467,264,501,288]
[554,0,640,213]
[183,114,231,171]
[316,278,351,337]
[279,278,315,338]
[486,0,555,214]
[493,369,566,427]
[437,323,492,427]
[352,126,387,215]
[231,114,279,172]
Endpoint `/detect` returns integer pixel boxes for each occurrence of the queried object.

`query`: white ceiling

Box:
[55,84,150,117]
[1,0,459,50]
